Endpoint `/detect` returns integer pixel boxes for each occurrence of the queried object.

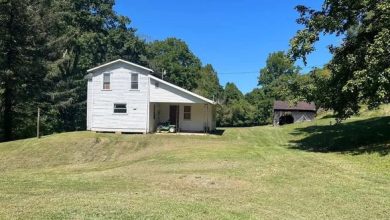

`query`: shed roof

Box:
[273,101,316,111]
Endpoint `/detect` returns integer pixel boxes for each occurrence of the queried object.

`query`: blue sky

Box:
[115,0,338,94]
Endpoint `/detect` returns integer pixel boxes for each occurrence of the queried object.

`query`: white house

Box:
[86,59,216,133]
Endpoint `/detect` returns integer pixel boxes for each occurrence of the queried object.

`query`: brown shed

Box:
[273,101,316,126]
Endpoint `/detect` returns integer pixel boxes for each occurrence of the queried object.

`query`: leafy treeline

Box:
[1,0,388,140]
[0,0,221,141]
[217,51,303,127]
[290,0,390,120]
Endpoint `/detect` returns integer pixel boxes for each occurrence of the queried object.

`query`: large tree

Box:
[258,51,300,100]
[146,38,202,91]
[245,88,273,125]
[43,0,145,133]
[217,82,255,127]
[0,0,47,141]
[289,0,390,119]
[248,51,301,125]
[193,64,223,101]
[290,67,332,111]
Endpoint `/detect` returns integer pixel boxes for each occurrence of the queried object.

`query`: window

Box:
[131,73,138,90]
[114,103,127,114]
[184,106,191,120]
[103,73,110,90]
[155,81,159,88]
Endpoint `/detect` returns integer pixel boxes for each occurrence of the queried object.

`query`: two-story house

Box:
[86,59,216,133]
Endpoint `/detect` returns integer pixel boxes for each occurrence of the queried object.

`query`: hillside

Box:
[0,105,389,219]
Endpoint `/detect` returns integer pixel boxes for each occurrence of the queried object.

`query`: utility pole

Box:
[37,107,40,139]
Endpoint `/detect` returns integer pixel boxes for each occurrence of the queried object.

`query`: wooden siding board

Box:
[87,61,216,133]
[89,63,148,132]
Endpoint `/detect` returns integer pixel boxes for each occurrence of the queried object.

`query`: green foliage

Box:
[224,83,244,104]
[291,68,332,110]
[0,0,47,140]
[193,64,223,100]
[245,89,273,125]
[218,51,307,126]
[146,38,202,91]
[42,0,147,133]
[217,83,255,127]
[0,0,152,141]
[258,51,300,87]
[259,51,300,101]
[0,0,231,140]
[245,51,302,125]
[290,0,390,120]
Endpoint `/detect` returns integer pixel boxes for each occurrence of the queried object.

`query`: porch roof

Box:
[149,75,216,105]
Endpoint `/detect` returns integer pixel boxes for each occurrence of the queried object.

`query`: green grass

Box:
[0,105,389,219]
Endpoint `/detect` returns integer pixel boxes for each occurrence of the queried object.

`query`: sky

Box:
[114,0,338,94]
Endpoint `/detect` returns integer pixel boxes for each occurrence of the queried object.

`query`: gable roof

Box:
[149,75,216,105]
[273,101,316,111]
[87,59,154,73]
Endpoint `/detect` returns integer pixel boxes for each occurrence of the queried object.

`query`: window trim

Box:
[183,106,191,120]
[102,72,111,90]
[130,73,139,90]
[113,103,127,114]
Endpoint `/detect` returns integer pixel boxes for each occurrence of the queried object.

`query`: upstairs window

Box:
[103,73,110,90]
[114,103,127,114]
[131,73,139,90]
[184,106,191,120]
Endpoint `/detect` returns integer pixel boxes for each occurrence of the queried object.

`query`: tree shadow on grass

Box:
[289,117,390,156]
[211,129,225,136]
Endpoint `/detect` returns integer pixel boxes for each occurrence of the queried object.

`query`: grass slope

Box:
[0,105,389,219]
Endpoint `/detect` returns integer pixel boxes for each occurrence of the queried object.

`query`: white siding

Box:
[149,78,207,103]
[179,104,206,131]
[87,61,216,133]
[89,62,150,133]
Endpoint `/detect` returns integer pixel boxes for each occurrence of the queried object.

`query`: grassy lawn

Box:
[0,106,389,219]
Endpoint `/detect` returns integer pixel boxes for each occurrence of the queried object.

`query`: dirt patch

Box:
[161,174,251,190]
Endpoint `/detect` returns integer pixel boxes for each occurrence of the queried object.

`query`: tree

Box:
[258,51,300,100]
[289,0,390,120]
[248,51,301,125]
[0,0,47,141]
[43,0,145,133]
[258,51,300,87]
[290,67,332,110]
[146,38,202,91]
[217,82,255,127]
[245,89,273,125]
[193,64,223,101]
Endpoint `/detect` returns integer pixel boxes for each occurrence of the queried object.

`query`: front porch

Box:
[148,103,216,133]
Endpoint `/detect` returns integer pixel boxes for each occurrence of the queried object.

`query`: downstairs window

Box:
[114,103,127,114]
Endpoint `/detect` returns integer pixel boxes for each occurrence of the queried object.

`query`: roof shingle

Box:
[273,101,316,111]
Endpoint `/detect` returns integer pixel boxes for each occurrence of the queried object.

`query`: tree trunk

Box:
[3,85,13,141]
[2,1,16,141]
